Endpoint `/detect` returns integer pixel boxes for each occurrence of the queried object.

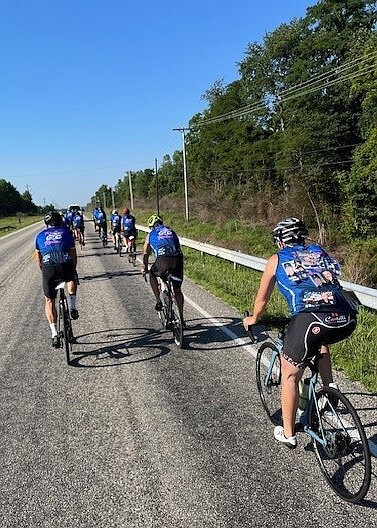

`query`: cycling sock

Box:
[69,294,77,310]
[50,323,58,338]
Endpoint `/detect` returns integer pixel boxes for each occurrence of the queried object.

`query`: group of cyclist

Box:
[36,211,356,451]
[61,207,85,246]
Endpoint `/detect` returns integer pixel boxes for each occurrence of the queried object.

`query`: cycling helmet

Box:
[272,217,308,245]
[148,214,163,228]
[123,207,130,215]
[44,211,62,227]
[113,210,118,215]
[112,209,116,214]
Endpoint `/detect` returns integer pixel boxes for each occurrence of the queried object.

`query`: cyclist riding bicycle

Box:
[121,207,137,251]
[243,217,357,448]
[142,214,184,321]
[72,210,85,246]
[97,207,107,239]
[35,211,79,348]
[110,209,122,250]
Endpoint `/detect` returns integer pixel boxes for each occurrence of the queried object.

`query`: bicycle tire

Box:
[171,296,184,348]
[255,342,282,425]
[158,304,168,329]
[309,386,371,503]
[62,297,72,365]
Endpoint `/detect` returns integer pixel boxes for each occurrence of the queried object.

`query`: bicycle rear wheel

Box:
[62,297,73,365]
[171,296,184,348]
[256,342,282,425]
[309,387,371,503]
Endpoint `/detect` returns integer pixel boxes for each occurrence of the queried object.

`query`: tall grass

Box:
[135,209,377,392]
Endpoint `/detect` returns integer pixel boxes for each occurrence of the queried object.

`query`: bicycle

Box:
[101,228,108,247]
[245,313,371,504]
[55,281,75,365]
[114,231,123,256]
[124,234,136,265]
[144,270,184,348]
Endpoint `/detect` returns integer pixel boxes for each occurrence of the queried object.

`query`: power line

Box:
[193,51,377,128]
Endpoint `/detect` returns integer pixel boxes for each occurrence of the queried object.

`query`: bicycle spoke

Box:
[310,388,371,503]
[256,343,282,425]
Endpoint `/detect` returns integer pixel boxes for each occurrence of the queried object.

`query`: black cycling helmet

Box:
[272,217,308,245]
[44,211,62,227]
[148,214,163,228]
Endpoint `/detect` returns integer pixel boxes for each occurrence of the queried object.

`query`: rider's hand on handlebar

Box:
[243,313,256,332]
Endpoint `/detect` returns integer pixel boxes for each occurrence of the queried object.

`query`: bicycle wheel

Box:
[256,342,282,425]
[309,387,371,503]
[62,297,73,365]
[171,296,184,348]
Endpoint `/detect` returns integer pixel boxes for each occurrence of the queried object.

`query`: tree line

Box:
[92,0,376,248]
[0,179,40,216]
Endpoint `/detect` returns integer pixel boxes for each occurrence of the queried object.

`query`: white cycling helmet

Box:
[272,217,309,245]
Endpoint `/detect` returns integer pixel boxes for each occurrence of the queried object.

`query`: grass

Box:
[135,208,377,392]
[0,214,42,237]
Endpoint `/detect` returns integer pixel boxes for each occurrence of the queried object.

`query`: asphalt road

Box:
[0,222,376,528]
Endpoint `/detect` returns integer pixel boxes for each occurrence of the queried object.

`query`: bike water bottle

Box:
[298,377,310,411]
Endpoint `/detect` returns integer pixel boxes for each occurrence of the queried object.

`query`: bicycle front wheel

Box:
[309,387,371,503]
[171,297,184,348]
[256,342,282,425]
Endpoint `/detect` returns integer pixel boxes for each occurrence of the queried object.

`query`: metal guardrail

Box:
[137,225,377,310]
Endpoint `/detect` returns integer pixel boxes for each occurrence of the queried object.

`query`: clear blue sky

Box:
[0,0,315,209]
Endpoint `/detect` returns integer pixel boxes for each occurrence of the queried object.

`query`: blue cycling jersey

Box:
[275,244,350,315]
[72,214,84,228]
[36,227,75,266]
[122,214,136,232]
[148,224,181,257]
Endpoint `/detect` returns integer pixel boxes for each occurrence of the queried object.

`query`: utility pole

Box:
[128,171,134,210]
[173,127,189,221]
[110,187,115,210]
[155,158,160,215]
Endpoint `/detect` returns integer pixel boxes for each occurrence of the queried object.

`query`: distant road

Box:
[0,222,376,527]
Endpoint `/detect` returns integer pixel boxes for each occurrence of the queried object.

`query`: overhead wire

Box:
[193,51,377,128]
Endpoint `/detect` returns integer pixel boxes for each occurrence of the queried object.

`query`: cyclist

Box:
[121,207,137,253]
[142,214,184,321]
[92,207,100,231]
[35,211,79,348]
[97,207,107,240]
[72,209,85,246]
[243,217,357,448]
[109,209,122,250]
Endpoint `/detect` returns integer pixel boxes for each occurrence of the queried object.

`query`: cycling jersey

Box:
[122,214,136,234]
[275,244,350,315]
[112,214,121,228]
[149,224,182,257]
[36,227,75,266]
[72,214,84,229]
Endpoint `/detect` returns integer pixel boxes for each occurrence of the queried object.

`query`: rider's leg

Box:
[318,345,334,385]
[280,356,303,438]
[149,273,161,304]
[173,284,184,319]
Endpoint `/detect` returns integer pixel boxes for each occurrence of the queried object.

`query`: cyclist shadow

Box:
[79,270,139,281]
[183,317,247,351]
[69,326,171,368]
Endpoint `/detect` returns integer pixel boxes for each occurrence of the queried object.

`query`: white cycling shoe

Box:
[274,426,297,449]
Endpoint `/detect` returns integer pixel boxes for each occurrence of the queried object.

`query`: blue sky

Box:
[0,0,315,209]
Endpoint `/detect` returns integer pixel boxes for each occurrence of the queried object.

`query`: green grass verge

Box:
[0,215,42,237]
[135,208,377,392]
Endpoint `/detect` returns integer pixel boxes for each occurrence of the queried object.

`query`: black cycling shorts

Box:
[282,311,357,368]
[42,262,77,299]
[150,255,183,283]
